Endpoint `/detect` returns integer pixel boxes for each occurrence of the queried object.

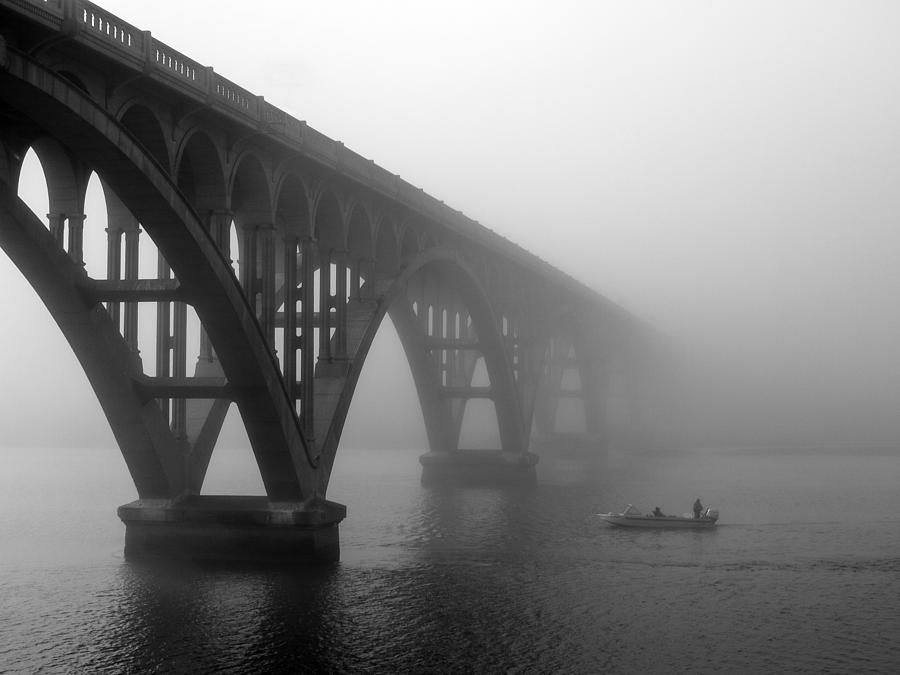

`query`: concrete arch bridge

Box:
[0,0,655,561]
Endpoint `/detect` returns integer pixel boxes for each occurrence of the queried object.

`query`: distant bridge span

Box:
[0,0,654,561]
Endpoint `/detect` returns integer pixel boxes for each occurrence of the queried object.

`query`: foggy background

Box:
[4,0,900,452]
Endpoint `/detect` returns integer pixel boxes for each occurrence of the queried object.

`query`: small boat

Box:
[598,504,719,529]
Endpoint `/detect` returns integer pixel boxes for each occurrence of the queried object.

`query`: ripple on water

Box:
[3,446,900,672]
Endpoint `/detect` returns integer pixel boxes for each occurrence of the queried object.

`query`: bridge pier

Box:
[118,496,346,564]
[419,450,539,486]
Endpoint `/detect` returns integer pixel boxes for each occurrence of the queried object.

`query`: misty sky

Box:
[4,0,900,448]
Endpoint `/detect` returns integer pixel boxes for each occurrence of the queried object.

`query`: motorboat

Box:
[598,504,719,529]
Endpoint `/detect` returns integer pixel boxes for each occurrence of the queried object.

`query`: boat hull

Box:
[598,513,717,529]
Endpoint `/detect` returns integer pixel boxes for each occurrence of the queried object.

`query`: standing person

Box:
[693,498,703,519]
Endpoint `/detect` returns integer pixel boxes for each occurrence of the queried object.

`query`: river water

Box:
[1,443,899,673]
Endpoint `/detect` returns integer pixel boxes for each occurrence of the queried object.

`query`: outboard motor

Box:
[704,507,719,522]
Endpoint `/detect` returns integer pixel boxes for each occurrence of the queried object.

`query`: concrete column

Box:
[66,213,86,266]
[416,278,428,336]
[156,254,171,422]
[283,233,299,401]
[208,210,233,264]
[334,249,348,359]
[47,212,65,247]
[198,210,233,365]
[239,224,257,297]
[362,258,375,300]
[318,247,332,361]
[300,237,316,437]
[105,223,123,325]
[172,299,187,439]
[123,227,141,354]
[350,255,361,301]
[259,224,276,349]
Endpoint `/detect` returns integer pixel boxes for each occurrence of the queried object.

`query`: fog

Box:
[4,0,900,450]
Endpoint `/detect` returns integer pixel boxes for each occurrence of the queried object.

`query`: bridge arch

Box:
[374,216,401,276]
[399,223,421,263]
[346,202,374,299]
[175,129,227,215]
[531,307,613,440]
[274,172,310,236]
[422,232,439,250]
[29,137,88,220]
[0,186,183,497]
[118,102,172,173]
[0,135,13,185]
[14,146,48,210]
[230,151,273,226]
[313,187,346,252]
[54,68,94,99]
[346,201,374,260]
[0,49,317,501]
[310,246,528,487]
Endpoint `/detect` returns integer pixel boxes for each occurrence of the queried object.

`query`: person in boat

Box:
[652,506,665,517]
[693,498,703,519]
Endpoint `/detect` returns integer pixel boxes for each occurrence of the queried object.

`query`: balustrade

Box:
[152,39,203,86]
[80,2,138,50]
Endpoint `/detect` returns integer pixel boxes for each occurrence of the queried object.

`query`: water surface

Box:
[1,444,899,673]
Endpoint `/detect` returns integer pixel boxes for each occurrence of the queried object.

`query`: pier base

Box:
[118,496,346,564]
[419,449,538,486]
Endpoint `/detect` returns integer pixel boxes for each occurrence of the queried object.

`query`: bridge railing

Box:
[213,73,258,118]
[152,39,204,89]
[77,2,145,65]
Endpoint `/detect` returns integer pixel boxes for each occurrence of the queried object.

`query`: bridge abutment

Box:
[118,496,346,564]
[419,450,538,486]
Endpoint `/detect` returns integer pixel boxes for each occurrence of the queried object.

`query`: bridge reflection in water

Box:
[0,0,659,561]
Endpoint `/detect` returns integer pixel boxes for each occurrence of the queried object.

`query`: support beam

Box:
[82,278,184,303]
[133,376,232,401]
[274,311,328,328]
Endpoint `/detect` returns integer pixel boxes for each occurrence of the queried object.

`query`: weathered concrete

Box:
[419,450,539,486]
[118,496,346,564]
